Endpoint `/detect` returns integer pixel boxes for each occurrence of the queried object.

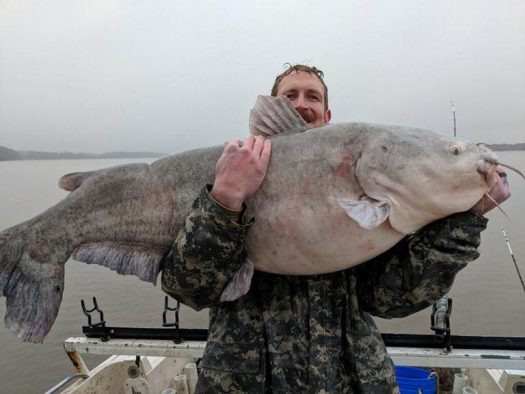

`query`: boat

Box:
[46,334,525,393]
[45,297,525,393]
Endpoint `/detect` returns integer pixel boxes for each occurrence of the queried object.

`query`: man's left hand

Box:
[471,169,511,216]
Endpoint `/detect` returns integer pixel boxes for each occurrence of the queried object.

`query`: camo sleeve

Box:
[161,185,252,310]
[354,211,488,318]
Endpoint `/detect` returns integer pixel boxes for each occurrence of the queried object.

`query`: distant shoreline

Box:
[1,143,524,161]
[0,146,165,161]
[484,143,525,152]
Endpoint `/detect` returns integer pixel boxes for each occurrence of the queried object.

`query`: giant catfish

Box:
[0,95,516,343]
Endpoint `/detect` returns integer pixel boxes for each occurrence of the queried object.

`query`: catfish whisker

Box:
[484,192,510,219]
[497,162,525,181]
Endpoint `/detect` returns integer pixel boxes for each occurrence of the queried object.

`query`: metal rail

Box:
[44,374,89,394]
[65,336,525,370]
[82,324,525,351]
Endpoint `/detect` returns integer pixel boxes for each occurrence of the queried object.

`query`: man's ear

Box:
[324,109,332,124]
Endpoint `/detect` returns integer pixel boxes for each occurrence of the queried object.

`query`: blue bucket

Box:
[395,366,437,394]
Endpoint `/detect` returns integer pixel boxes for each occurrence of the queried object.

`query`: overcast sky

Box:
[0,0,523,153]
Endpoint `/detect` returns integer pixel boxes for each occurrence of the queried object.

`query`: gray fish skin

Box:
[0,149,221,342]
[245,122,498,274]
[0,99,499,343]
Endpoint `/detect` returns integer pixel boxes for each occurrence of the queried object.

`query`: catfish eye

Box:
[448,144,462,155]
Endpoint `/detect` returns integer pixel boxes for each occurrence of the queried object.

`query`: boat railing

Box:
[43,374,89,394]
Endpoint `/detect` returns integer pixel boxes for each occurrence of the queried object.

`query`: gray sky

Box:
[0,0,524,153]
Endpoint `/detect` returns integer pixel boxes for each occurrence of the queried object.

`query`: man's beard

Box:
[298,110,315,123]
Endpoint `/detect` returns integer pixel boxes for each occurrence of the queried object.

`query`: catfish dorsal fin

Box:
[249,95,310,137]
[58,171,95,191]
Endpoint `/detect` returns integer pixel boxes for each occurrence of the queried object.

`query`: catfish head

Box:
[345,126,500,234]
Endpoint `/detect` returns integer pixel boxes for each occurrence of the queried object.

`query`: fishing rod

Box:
[501,225,525,294]
[449,102,524,295]
[450,100,456,137]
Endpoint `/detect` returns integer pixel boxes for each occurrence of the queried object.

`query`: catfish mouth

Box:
[476,143,525,183]
[479,160,525,185]
[476,159,499,187]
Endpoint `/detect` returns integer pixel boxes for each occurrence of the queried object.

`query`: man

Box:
[162,64,510,393]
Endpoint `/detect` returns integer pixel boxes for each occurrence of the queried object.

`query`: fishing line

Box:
[484,193,509,218]
[501,225,525,295]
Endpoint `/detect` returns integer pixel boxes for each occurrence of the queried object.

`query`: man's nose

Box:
[294,94,308,110]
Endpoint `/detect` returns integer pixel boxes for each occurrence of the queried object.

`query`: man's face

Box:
[275,71,331,127]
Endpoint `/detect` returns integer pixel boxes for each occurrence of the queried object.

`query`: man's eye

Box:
[286,93,297,100]
[308,95,320,101]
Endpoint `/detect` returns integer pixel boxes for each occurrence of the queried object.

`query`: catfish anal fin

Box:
[73,242,168,284]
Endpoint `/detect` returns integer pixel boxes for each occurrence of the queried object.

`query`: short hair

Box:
[270,63,329,110]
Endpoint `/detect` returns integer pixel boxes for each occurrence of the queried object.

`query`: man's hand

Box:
[471,169,511,216]
[211,136,272,210]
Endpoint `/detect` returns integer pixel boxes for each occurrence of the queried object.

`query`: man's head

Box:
[271,64,331,127]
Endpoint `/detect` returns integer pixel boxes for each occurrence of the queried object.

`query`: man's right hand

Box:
[470,168,511,216]
[211,136,272,210]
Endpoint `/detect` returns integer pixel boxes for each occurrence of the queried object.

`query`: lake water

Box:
[1,154,524,393]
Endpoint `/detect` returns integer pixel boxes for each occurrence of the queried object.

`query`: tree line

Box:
[0,146,164,161]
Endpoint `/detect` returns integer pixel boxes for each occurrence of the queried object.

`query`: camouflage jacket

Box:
[162,186,488,394]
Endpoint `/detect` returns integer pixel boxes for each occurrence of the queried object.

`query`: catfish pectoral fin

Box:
[4,262,64,343]
[72,241,169,284]
[334,197,391,230]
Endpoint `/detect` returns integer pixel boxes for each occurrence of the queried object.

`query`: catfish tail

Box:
[0,225,64,343]
[0,227,23,297]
